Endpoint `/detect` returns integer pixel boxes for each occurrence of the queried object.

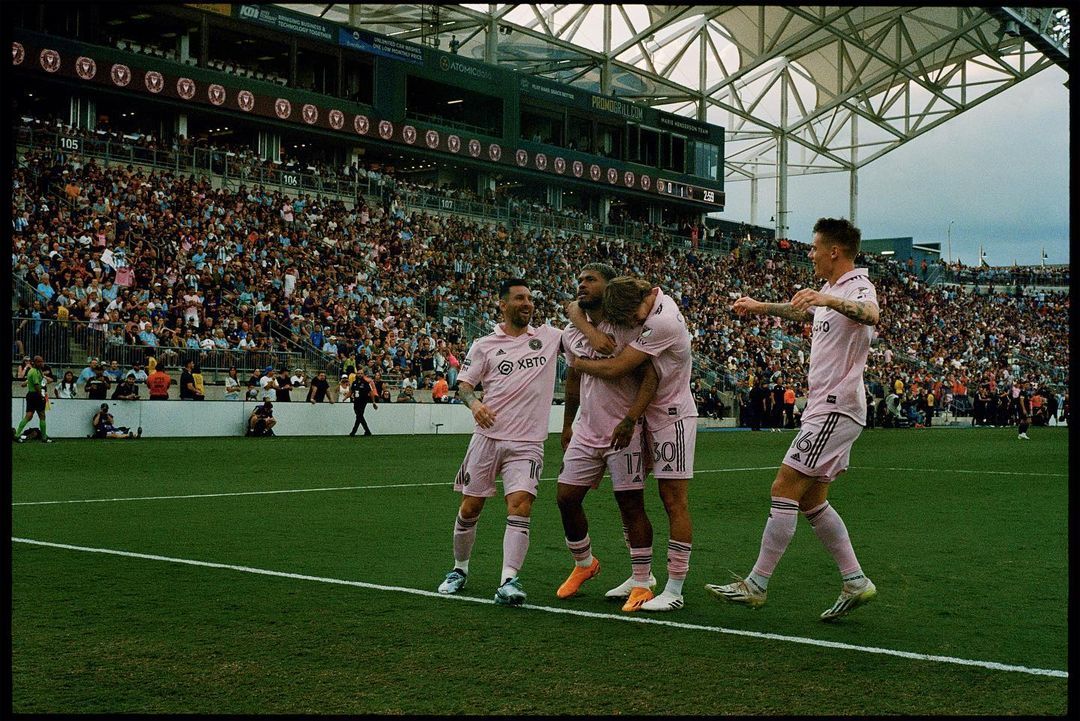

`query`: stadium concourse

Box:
[11,126,1069,424]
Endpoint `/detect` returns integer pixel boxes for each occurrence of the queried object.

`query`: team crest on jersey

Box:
[529,339,542,350]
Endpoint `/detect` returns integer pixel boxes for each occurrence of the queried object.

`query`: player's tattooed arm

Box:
[790,288,879,326]
[733,296,813,323]
[565,300,616,355]
[830,298,880,326]
[761,302,815,323]
[458,382,496,428]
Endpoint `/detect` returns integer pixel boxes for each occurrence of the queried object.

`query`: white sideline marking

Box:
[10,467,780,507]
[11,464,1064,507]
[11,537,1066,680]
[862,466,1067,478]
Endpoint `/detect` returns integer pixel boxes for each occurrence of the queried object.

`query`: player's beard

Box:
[578,294,602,311]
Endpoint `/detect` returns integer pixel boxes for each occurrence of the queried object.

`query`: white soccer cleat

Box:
[704,575,767,608]
[820,578,877,622]
[1018,433,1031,440]
[639,589,684,612]
[604,574,657,600]
[437,569,468,594]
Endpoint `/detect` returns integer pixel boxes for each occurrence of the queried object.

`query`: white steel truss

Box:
[286,4,1068,225]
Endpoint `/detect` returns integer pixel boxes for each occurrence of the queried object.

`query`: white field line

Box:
[11,536,1067,680]
[11,464,1065,507]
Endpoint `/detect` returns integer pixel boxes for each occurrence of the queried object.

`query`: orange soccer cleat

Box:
[621,586,654,612]
[556,558,601,599]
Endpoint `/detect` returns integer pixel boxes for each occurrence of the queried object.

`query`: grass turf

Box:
[10,426,1069,714]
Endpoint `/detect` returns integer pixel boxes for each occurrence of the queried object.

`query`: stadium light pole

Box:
[947,220,955,265]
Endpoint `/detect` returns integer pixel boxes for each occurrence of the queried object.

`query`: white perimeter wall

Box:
[10,398,568,438]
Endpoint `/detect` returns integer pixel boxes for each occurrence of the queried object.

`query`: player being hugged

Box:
[436,278,564,606]
[706,217,880,621]
[566,276,698,612]
[554,263,660,607]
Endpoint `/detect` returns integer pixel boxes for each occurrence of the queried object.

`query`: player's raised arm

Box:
[565,300,616,355]
[573,344,649,381]
[733,296,815,324]
[790,288,879,326]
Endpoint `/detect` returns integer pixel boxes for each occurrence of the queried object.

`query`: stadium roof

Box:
[285,4,1068,229]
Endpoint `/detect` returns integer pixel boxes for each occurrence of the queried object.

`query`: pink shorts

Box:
[557,426,648,492]
[454,434,544,498]
[644,418,697,480]
[782,411,863,482]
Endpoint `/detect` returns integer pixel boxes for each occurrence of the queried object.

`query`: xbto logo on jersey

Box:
[498,356,548,375]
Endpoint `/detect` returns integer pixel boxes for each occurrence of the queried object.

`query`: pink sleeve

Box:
[457,340,487,387]
[629,314,679,358]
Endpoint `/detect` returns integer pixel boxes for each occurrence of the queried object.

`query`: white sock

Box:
[455,559,470,574]
[747,571,770,591]
[665,578,685,595]
[500,566,516,584]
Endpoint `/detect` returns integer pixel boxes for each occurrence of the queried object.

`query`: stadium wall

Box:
[10,399,567,438]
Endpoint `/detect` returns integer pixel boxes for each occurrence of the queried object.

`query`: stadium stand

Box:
[12,117,1068,429]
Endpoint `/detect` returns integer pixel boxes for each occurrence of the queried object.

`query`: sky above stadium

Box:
[720,64,1070,267]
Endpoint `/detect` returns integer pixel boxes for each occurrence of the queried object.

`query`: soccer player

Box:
[436,279,565,606]
[705,217,879,622]
[566,276,698,612]
[14,356,54,443]
[1014,380,1032,440]
[555,263,660,609]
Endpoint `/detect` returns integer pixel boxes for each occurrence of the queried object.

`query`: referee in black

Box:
[348,368,379,437]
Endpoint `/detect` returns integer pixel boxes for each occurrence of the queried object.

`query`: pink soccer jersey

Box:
[803,268,878,425]
[564,319,642,448]
[628,288,698,431]
[457,323,563,442]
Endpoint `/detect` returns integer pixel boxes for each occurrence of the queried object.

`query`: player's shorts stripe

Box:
[675,420,684,472]
[806,413,839,467]
[805,413,839,468]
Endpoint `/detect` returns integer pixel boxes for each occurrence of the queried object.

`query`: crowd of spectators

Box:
[11,136,1070,429]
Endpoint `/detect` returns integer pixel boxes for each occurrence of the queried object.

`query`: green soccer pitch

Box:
[10,426,1068,715]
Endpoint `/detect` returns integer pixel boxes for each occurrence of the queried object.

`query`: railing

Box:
[10,317,303,382]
